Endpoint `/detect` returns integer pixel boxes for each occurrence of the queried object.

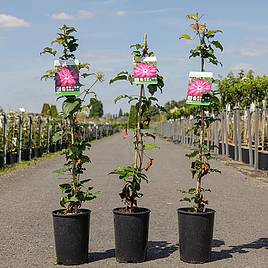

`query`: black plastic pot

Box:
[6,152,17,165]
[258,151,268,170]
[32,148,43,158]
[0,152,4,168]
[177,207,215,264]
[228,144,235,160]
[113,207,150,263]
[52,209,90,265]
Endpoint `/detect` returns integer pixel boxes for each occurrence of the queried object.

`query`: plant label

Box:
[54,59,80,96]
[133,56,158,85]
[186,72,213,106]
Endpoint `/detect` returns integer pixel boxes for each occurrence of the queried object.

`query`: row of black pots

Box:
[52,207,215,265]
[218,143,268,170]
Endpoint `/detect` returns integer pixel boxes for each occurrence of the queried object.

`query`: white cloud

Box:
[52,10,94,21]
[240,49,263,57]
[77,10,94,19]
[116,11,127,17]
[52,12,74,20]
[0,14,30,28]
[230,63,253,71]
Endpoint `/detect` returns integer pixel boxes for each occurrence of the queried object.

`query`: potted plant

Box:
[6,112,18,165]
[109,34,164,263]
[177,12,223,263]
[41,25,104,265]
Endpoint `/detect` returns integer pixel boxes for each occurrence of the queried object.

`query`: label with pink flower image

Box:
[186,72,213,106]
[133,56,158,85]
[54,59,80,96]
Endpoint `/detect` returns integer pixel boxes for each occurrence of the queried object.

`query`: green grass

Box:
[0,151,63,177]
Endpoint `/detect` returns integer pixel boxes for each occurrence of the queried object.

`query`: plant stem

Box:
[196,109,205,197]
[70,116,78,214]
[196,18,205,210]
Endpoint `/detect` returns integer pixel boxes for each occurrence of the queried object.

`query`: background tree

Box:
[128,105,137,129]
[89,98,103,117]
[41,103,50,115]
[50,105,58,117]
[118,108,123,117]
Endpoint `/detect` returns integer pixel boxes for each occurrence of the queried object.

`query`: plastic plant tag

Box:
[133,56,158,85]
[54,59,80,96]
[186,72,213,106]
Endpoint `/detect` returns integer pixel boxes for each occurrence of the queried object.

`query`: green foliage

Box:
[110,165,148,210]
[178,13,223,212]
[128,105,137,129]
[41,103,51,116]
[180,12,223,70]
[50,105,58,117]
[89,98,104,118]
[118,108,123,118]
[218,69,268,109]
[41,25,103,214]
[109,37,164,211]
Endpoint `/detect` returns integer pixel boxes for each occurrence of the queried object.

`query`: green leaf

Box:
[114,94,129,103]
[185,150,199,159]
[40,47,57,56]
[186,12,201,21]
[180,197,192,202]
[109,72,129,85]
[206,30,223,38]
[130,43,143,50]
[80,179,91,185]
[144,133,156,140]
[62,98,81,116]
[81,73,95,78]
[53,130,63,143]
[211,40,223,51]
[179,34,192,40]
[143,143,160,150]
[78,63,90,70]
[69,196,79,202]
[59,183,72,193]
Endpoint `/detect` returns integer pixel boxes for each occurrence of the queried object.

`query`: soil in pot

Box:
[52,209,90,265]
[113,207,150,263]
[177,207,215,264]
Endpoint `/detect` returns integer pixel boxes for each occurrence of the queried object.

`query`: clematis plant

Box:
[178,13,223,212]
[109,35,164,212]
[41,25,104,214]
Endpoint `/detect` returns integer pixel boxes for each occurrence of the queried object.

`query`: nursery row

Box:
[0,112,116,167]
[41,16,224,266]
[154,106,268,170]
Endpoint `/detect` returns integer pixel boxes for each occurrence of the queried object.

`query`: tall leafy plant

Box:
[179,13,223,212]
[110,35,164,212]
[41,25,104,214]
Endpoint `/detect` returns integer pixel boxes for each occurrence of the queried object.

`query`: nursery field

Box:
[0,133,267,268]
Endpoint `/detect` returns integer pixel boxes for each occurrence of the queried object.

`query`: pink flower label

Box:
[133,63,157,79]
[55,67,79,87]
[187,79,212,97]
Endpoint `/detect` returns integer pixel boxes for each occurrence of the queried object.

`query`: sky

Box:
[1,0,268,115]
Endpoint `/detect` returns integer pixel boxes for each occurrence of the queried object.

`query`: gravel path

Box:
[0,133,267,268]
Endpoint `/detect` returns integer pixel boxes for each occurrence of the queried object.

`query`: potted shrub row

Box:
[41,13,224,265]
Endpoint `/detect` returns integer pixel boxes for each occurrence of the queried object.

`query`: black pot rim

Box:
[113,207,151,216]
[177,207,215,215]
[52,208,91,217]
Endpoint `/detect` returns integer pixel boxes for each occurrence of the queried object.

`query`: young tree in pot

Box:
[41,25,104,265]
[178,13,223,263]
[109,34,164,263]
